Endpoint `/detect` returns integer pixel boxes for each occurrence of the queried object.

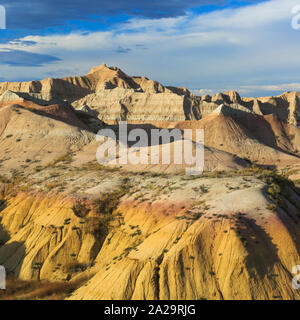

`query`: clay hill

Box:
[0,64,299,300]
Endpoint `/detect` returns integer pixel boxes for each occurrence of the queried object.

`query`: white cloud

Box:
[240,83,300,92]
[1,0,300,97]
[191,89,214,95]
[6,0,298,55]
[191,83,300,97]
[187,0,299,30]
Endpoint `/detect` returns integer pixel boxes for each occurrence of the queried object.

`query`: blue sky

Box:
[0,0,300,97]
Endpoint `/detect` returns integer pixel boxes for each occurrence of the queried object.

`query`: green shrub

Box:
[92,190,126,215]
[64,262,87,274]
[266,203,277,211]
[72,201,90,218]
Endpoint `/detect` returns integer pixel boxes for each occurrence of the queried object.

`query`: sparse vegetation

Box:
[266,203,277,212]
[0,275,89,300]
[64,262,87,274]
[72,201,91,218]
[92,190,123,215]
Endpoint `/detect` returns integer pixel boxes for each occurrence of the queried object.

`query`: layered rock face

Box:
[0,64,299,125]
[243,92,300,127]
[72,89,191,122]
[1,171,300,300]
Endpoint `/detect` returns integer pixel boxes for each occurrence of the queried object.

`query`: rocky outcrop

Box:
[0,64,300,125]
[0,90,24,104]
[212,104,253,116]
[175,110,300,167]
[0,193,105,282]
[224,90,242,104]
[282,92,300,127]
[243,92,300,126]
[72,88,194,122]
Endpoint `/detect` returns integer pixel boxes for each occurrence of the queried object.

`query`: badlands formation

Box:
[0,64,299,300]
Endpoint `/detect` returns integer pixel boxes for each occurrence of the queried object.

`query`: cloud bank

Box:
[0,0,300,97]
[0,49,61,66]
[2,0,225,29]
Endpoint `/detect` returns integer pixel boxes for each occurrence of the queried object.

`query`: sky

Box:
[0,0,300,97]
